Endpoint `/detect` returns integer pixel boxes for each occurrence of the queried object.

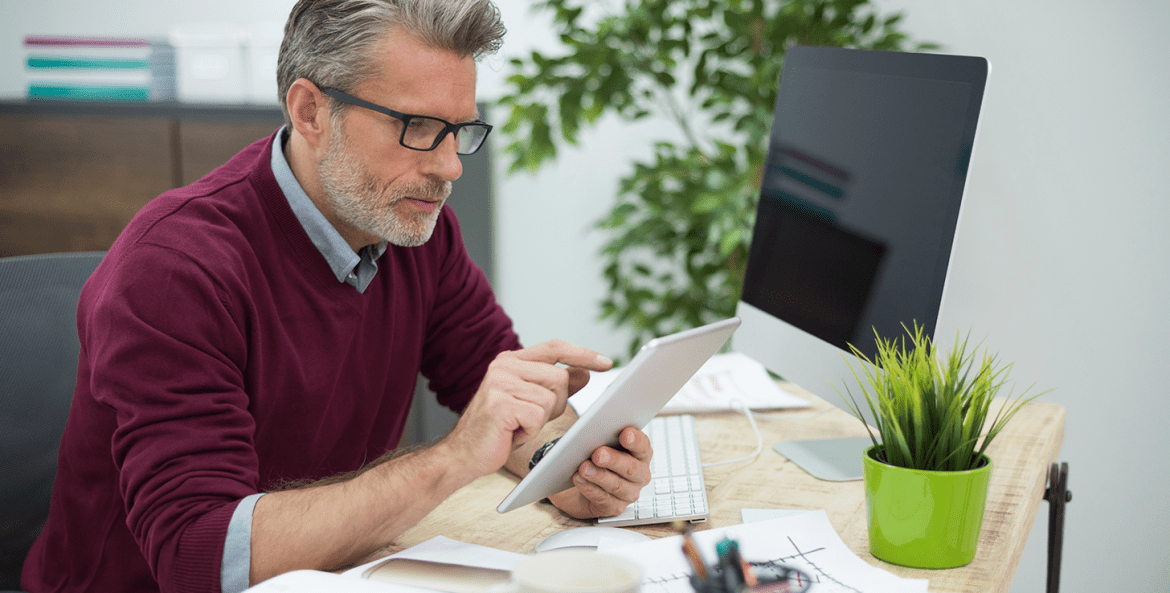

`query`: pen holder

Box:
[688,562,812,593]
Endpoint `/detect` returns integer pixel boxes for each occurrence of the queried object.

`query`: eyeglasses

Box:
[321,87,492,155]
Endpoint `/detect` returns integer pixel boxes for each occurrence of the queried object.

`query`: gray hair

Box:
[276,0,506,128]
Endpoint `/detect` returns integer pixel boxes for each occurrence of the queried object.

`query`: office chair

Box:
[0,252,103,591]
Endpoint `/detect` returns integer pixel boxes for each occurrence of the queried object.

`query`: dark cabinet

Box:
[0,101,284,256]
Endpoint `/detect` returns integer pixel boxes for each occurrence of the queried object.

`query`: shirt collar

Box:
[270,128,388,293]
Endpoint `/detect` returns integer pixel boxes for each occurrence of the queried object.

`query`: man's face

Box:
[316,31,478,248]
[318,119,451,247]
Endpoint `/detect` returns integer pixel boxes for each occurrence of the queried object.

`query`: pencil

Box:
[682,530,708,580]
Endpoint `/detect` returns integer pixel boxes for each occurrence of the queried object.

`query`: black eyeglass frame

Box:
[320,86,493,155]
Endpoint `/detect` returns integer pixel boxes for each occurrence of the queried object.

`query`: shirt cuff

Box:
[221,492,265,593]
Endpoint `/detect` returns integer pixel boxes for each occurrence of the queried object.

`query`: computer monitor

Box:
[732,46,989,480]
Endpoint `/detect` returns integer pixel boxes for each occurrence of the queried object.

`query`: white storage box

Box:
[244,21,284,105]
[170,23,246,103]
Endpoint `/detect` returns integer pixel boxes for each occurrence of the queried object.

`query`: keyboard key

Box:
[654,479,670,494]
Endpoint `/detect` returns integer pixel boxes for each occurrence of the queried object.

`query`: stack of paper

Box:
[23,35,176,102]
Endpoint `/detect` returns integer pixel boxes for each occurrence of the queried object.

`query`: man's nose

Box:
[421,132,463,182]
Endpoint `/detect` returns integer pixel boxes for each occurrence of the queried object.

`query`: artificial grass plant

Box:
[839,323,1047,472]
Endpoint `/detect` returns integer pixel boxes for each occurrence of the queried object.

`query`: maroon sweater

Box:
[22,134,520,593]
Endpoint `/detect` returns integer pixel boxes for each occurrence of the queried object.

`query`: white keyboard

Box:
[597,414,708,527]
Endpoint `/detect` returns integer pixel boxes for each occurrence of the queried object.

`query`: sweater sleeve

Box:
[84,242,259,593]
[419,208,522,412]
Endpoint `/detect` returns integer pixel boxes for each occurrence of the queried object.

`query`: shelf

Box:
[0,99,283,122]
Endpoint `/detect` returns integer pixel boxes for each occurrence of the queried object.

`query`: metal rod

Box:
[1045,462,1070,593]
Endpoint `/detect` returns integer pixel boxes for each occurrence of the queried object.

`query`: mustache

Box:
[363,176,451,204]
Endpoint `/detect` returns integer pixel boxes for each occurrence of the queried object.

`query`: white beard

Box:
[318,125,452,247]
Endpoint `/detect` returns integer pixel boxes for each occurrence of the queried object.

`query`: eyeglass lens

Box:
[401,117,489,155]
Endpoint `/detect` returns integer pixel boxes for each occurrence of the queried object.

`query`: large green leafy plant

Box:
[500,0,937,358]
[839,324,1047,472]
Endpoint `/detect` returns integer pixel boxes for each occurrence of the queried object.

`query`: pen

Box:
[716,537,739,592]
[725,538,752,586]
[681,526,708,579]
[740,558,758,587]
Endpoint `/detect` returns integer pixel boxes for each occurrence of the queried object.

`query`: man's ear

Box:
[286,78,331,149]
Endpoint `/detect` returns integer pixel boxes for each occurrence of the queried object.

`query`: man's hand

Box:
[442,340,613,479]
[548,426,653,519]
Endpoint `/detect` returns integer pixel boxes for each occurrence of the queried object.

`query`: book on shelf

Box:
[23,35,176,102]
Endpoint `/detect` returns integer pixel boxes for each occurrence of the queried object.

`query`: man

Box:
[22,1,652,591]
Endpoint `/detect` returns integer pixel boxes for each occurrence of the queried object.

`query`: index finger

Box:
[514,339,614,372]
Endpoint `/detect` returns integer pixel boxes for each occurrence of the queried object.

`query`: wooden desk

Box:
[375,386,1065,593]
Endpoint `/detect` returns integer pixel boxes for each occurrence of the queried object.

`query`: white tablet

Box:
[496,317,741,513]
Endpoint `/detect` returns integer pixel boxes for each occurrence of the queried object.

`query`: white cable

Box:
[702,399,764,468]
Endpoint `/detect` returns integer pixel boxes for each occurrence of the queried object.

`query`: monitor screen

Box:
[734,46,988,432]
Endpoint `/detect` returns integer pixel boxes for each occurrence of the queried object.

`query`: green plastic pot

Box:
[862,445,992,568]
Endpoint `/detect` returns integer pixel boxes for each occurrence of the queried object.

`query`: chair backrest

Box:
[0,251,103,590]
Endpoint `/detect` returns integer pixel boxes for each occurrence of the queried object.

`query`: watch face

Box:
[530,438,560,470]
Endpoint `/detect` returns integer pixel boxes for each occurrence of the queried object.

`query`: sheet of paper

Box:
[245,569,432,592]
[606,511,928,593]
[252,536,522,592]
[568,352,810,415]
[741,508,817,523]
[342,535,526,578]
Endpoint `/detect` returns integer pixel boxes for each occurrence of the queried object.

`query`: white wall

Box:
[5,1,1168,590]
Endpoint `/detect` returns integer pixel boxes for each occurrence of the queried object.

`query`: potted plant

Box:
[838,323,1046,569]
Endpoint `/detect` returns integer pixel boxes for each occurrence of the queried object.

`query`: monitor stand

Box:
[772,437,877,482]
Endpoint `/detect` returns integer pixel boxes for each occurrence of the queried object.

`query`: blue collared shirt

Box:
[270,127,388,293]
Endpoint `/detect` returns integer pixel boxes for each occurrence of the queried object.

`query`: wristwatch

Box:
[529,437,561,470]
